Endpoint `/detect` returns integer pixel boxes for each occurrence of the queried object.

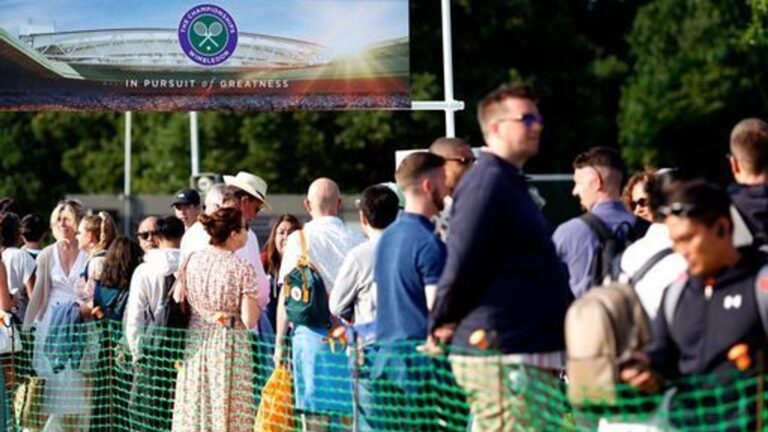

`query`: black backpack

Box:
[580,213,645,286]
[139,273,190,361]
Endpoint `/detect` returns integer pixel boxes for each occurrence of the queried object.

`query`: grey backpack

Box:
[565,248,673,406]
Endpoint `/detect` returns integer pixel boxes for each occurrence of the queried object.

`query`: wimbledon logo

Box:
[178,4,238,66]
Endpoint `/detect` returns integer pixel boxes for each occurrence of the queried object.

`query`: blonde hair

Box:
[50,200,85,241]
[81,211,118,256]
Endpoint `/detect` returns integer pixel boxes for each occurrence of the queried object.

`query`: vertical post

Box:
[123,111,132,235]
[440,0,456,137]
[190,111,200,177]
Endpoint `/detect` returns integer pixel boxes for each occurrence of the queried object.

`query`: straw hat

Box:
[223,171,272,209]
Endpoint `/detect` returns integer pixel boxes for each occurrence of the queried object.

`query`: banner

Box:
[0,0,409,111]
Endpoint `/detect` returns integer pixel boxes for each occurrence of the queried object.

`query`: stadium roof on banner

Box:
[18,28,329,70]
[0,28,83,79]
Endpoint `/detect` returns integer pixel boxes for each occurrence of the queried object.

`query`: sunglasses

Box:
[658,202,698,218]
[244,196,265,213]
[496,113,544,129]
[631,197,648,211]
[445,156,477,166]
[137,231,157,240]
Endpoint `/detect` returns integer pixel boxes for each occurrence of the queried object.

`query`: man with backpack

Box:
[273,177,364,431]
[554,146,637,298]
[124,215,186,431]
[727,118,768,249]
[621,181,768,430]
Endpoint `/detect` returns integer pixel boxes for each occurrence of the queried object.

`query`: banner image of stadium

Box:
[0,0,409,111]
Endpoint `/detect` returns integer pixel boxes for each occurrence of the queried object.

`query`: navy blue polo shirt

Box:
[375,212,446,343]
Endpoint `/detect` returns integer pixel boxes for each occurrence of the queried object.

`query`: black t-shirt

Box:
[650,249,767,378]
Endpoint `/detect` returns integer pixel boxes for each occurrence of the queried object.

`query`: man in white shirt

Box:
[274,177,364,430]
[124,215,184,431]
[125,216,185,358]
[170,188,201,230]
[179,184,227,257]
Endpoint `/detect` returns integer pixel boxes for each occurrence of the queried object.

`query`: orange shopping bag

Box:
[255,365,295,431]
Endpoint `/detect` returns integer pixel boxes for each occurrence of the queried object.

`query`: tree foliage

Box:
[619,0,768,178]
[2,0,766,216]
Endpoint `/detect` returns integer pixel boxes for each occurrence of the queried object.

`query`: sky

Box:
[0,0,408,50]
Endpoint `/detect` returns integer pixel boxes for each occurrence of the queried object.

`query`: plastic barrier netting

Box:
[0,320,765,431]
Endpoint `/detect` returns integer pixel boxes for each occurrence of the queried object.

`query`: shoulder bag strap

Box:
[663,278,687,328]
[580,212,612,245]
[172,253,193,304]
[298,229,309,266]
[630,247,674,285]
[753,264,768,338]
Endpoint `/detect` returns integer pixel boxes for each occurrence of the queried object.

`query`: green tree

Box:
[746,0,768,46]
[0,0,658,208]
[619,0,768,177]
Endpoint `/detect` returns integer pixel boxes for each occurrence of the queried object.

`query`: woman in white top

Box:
[24,200,90,431]
[75,212,118,307]
[0,212,36,320]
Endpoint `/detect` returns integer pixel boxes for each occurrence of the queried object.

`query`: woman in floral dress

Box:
[172,207,261,432]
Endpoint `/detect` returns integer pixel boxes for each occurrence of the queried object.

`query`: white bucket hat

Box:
[223,171,272,210]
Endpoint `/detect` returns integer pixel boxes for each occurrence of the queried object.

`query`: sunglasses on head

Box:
[658,202,699,218]
[445,156,476,166]
[137,231,157,241]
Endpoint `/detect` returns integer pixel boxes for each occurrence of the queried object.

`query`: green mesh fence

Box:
[0,320,765,431]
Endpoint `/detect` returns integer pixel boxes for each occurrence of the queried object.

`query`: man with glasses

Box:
[621,180,768,430]
[553,146,636,298]
[136,216,159,253]
[727,118,768,249]
[429,137,475,240]
[429,83,572,431]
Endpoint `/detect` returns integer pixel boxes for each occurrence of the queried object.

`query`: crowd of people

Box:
[0,82,767,431]
[1,92,412,111]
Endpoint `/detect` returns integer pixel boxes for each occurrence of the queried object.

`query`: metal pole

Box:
[190,111,200,176]
[123,111,132,235]
[440,0,456,137]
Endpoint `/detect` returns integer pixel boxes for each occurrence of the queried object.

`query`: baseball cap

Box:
[172,188,201,207]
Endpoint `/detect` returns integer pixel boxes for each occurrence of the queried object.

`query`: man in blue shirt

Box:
[553,147,636,297]
[429,83,573,431]
[373,151,455,431]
